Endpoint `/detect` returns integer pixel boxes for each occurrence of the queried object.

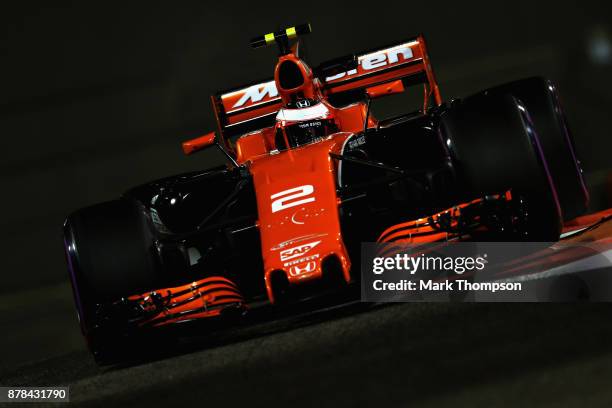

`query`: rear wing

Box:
[211,35,441,141]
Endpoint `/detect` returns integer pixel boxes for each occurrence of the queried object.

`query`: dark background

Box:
[1,0,611,293]
[1,1,612,403]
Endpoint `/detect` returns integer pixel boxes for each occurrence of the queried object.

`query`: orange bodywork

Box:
[172,36,444,307]
[249,133,354,302]
[377,191,513,244]
[274,52,322,104]
[213,35,441,130]
[126,276,245,328]
[234,101,374,163]
[157,34,443,316]
[182,132,216,155]
[365,79,405,99]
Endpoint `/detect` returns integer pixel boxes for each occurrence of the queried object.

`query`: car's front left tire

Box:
[484,77,589,221]
[441,94,563,241]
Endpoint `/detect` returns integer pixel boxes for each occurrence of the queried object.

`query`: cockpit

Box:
[274,100,339,149]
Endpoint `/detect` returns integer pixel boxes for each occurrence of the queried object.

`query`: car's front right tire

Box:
[63,199,162,364]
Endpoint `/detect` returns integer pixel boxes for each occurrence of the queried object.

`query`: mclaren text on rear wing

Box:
[211,35,441,139]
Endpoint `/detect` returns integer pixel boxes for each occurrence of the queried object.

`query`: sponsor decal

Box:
[280,241,321,262]
[270,233,328,251]
[296,99,312,108]
[228,42,417,109]
[232,81,278,108]
[348,135,366,149]
[289,261,317,276]
[284,254,320,268]
[325,44,415,82]
[298,121,321,128]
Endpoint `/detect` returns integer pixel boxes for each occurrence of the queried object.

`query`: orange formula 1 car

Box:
[63,24,589,363]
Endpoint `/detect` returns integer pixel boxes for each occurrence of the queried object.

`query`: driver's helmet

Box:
[275,98,338,148]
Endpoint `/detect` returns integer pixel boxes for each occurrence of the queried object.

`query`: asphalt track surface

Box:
[4,292,612,406]
[2,218,612,407]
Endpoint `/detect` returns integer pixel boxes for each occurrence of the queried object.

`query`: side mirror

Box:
[182,132,216,155]
[365,80,405,99]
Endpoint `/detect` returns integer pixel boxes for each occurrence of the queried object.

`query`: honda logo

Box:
[296,99,312,108]
[289,261,317,276]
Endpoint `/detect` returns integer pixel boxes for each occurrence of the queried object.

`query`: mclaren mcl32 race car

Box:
[64,24,590,363]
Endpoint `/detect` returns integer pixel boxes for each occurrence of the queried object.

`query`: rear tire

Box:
[441,94,562,241]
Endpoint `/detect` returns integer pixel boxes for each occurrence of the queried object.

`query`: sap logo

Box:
[233,81,279,108]
[325,45,414,82]
[280,240,321,262]
[289,261,317,276]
